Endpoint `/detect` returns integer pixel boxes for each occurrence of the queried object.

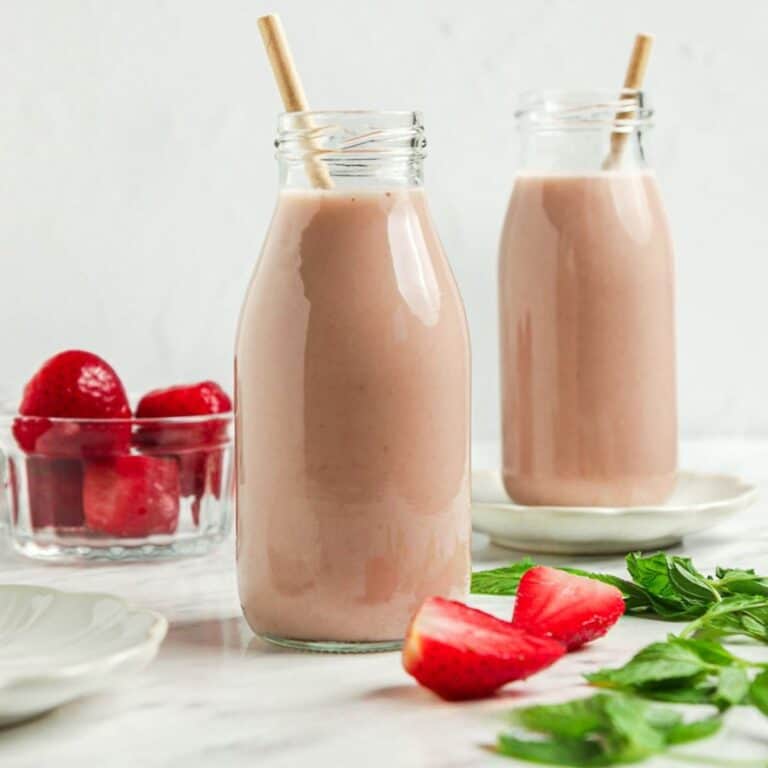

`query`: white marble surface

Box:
[0,438,766,767]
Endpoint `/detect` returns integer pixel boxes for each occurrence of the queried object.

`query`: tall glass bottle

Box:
[236,111,471,651]
[499,90,677,507]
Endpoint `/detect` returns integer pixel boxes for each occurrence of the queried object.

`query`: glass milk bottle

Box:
[236,111,471,651]
[499,90,677,507]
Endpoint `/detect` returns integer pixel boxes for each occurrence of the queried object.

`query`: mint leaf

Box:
[470,558,536,595]
[587,639,708,689]
[497,734,605,766]
[684,595,768,643]
[668,636,741,667]
[714,666,750,708]
[749,669,768,716]
[664,715,723,745]
[646,683,718,705]
[514,696,608,740]
[586,635,761,713]
[601,695,666,759]
[667,558,721,604]
[626,553,714,619]
[498,693,721,766]
[715,567,768,598]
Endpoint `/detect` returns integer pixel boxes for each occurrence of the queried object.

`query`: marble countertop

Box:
[1,438,767,767]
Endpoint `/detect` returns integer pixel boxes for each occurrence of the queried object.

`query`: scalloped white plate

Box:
[0,585,167,726]
[472,470,758,555]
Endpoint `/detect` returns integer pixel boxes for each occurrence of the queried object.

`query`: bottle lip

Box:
[515,89,654,132]
[277,109,422,121]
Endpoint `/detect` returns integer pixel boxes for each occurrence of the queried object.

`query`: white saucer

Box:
[0,585,167,726]
[472,470,758,555]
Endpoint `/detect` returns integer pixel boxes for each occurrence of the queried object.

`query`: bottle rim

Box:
[275,110,427,164]
[515,89,654,132]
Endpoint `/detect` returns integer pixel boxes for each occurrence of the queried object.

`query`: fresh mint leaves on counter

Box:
[481,554,768,764]
[497,692,722,766]
[586,635,762,710]
[472,553,768,642]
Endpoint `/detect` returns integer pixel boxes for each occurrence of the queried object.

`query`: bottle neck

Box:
[275,110,426,190]
[515,89,654,174]
[277,155,424,189]
[518,127,651,173]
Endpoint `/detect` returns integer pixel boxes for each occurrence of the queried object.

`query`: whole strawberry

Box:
[13,350,131,457]
[134,381,231,454]
[134,381,232,517]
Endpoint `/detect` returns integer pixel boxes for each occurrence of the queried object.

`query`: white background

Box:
[0,0,763,441]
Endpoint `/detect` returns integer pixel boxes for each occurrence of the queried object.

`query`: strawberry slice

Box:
[26,458,85,529]
[13,350,131,457]
[511,566,625,651]
[134,381,231,515]
[402,597,565,701]
[83,456,180,537]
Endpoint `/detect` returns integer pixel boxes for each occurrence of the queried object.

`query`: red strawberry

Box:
[26,458,85,529]
[134,382,231,512]
[83,456,180,537]
[135,381,232,426]
[511,566,625,651]
[402,597,565,701]
[13,350,131,457]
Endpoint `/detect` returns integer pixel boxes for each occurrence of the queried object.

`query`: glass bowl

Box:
[0,404,233,562]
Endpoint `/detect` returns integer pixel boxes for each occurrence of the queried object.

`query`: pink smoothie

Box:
[499,171,677,507]
[236,188,471,643]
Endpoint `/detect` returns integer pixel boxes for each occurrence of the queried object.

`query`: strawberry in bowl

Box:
[13,350,131,458]
[133,381,232,523]
[10,350,133,530]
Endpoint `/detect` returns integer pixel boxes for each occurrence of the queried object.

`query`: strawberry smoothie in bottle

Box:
[499,90,677,507]
[236,110,471,651]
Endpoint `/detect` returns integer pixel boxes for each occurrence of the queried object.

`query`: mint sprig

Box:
[472,552,768,642]
[497,693,722,766]
[480,554,768,764]
[586,635,763,710]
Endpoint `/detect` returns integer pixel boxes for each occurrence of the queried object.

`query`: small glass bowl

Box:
[0,404,233,562]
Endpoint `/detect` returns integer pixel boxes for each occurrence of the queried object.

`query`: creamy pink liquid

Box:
[499,171,677,506]
[236,188,471,643]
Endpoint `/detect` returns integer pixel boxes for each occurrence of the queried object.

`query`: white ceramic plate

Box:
[472,470,758,555]
[0,585,167,726]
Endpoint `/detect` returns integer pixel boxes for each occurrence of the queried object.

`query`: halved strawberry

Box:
[83,456,180,538]
[511,566,625,651]
[402,597,565,701]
